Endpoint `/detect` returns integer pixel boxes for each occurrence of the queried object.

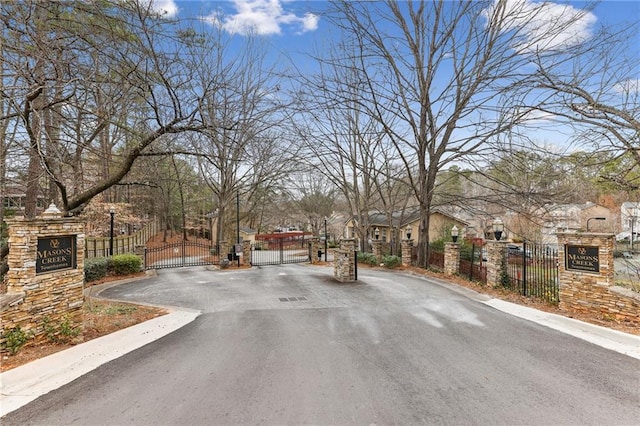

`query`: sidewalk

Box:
[0,309,200,417]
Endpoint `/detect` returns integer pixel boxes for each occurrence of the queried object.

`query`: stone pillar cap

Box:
[41,203,62,218]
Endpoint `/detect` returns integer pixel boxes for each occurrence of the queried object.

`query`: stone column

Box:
[485,240,508,287]
[334,239,356,282]
[2,205,85,343]
[218,241,228,262]
[371,240,383,263]
[401,239,413,266]
[242,240,252,266]
[309,237,321,264]
[444,242,460,275]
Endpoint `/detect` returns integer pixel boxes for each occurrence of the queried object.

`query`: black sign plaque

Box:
[36,236,77,274]
[565,245,599,273]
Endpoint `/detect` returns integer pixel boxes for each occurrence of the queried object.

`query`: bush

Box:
[382,255,402,268]
[110,254,142,275]
[84,257,109,282]
[357,251,379,266]
[2,326,32,355]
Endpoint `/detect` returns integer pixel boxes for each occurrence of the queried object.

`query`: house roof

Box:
[353,206,468,228]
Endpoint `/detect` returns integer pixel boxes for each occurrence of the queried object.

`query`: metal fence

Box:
[85,220,159,258]
[505,242,559,304]
[145,241,219,269]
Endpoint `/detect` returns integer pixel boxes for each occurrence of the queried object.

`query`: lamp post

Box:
[451,225,459,243]
[324,216,328,262]
[631,208,639,253]
[109,206,115,256]
[236,191,240,267]
[586,217,606,231]
[374,227,380,240]
[492,218,504,241]
[406,225,412,240]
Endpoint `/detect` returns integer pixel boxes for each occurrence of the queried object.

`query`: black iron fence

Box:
[504,242,559,304]
[144,241,219,269]
[250,239,311,266]
[459,243,487,283]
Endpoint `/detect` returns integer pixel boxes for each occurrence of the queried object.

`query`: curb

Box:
[0,307,199,418]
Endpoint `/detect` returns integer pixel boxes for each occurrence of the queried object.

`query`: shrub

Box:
[2,326,32,355]
[84,257,109,282]
[110,254,142,275]
[382,255,402,268]
[357,251,379,266]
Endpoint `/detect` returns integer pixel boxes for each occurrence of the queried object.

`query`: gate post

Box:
[309,237,321,264]
[219,241,228,262]
[444,242,460,275]
[242,240,251,266]
[486,240,508,287]
[401,239,413,266]
[371,240,383,264]
[334,239,356,282]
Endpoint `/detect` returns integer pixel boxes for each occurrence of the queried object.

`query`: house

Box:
[540,202,613,246]
[344,207,468,249]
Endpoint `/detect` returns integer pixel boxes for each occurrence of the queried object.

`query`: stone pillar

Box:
[558,232,639,323]
[371,240,383,263]
[242,240,252,266]
[334,239,356,282]
[218,241,228,263]
[309,237,321,264]
[444,242,460,275]
[2,206,85,344]
[401,239,413,266]
[485,240,508,287]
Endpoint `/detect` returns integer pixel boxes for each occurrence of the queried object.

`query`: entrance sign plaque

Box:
[565,245,599,273]
[36,235,77,274]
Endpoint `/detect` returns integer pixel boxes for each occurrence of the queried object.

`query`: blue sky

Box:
[150,1,639,150]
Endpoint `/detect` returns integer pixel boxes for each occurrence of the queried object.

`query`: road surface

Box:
[3,264,639,425]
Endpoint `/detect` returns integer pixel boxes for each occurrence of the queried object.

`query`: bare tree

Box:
[0,1,215,217]
[318,0,600,266]
[187,28,298,244]
[526,21,640,191]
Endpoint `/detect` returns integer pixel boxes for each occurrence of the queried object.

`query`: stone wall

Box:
[242,240,252,266]
[1,211,85,348]
[334,239,356,283]
[557,232,639,324]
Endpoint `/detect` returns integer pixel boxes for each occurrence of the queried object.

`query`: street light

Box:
[406,225,412,240]
[374,227,380,240]
[109,206,115,256]
[492,218,504,241]
[451,225,459,243]
[324,216,328,262]
[586,217,606,231]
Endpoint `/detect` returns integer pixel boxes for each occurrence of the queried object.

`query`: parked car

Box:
[507,244,531,258]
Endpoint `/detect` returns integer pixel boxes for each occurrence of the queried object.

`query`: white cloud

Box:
[147,0,179,18]
[485,0,597,52]
[201,0,318,36]
[614,79,640,94]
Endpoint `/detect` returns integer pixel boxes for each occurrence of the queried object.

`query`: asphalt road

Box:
[4,264,639,425]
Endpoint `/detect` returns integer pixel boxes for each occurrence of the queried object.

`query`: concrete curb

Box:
[0,309,200,417]
[483,299,640,360]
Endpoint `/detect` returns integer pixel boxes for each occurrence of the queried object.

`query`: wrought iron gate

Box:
[250,237,311,266]
[144,241,219,269]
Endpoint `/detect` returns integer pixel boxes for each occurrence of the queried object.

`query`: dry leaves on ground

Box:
[1,287,166,372]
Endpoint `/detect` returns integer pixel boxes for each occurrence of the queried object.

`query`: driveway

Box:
[3,264,639,425]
